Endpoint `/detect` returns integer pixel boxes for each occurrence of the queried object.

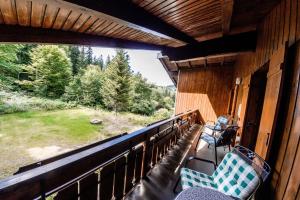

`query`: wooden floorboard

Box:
[125,124,229,200]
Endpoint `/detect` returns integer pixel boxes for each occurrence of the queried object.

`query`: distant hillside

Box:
[166,85,176,92]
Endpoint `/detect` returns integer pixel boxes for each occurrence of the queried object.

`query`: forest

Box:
[0,44,175,178]
[0,44,175,117]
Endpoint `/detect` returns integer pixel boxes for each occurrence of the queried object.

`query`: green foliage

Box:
[1,44,175,116]
[102,49,131,112]
[62,75,82,102]
[81,65,103,106]
[152,108,173,119]
[86,46,93,65]
[63,65,103,106]
[68,46,81,75]
[0,91,75,114]
[130,73,155,115]
[27,45,72,98]
[93,55,104,70]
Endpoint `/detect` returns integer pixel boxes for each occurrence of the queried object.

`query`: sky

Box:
[92,47,173,86]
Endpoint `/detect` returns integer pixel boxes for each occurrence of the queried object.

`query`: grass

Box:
[0,108,159,179]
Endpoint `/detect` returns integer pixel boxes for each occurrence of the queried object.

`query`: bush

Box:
[152,108,173,120]
[0,91,76,114]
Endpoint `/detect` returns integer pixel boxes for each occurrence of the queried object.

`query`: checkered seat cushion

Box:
[205,116,229,131]
[180,168,217,190]
[180,152,260,199]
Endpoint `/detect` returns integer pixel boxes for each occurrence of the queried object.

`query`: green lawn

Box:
[0,108,156,179]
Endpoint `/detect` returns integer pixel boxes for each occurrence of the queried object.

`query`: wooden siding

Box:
[175,67,233,122]
[232,0,300,199]
[0,0,184,47]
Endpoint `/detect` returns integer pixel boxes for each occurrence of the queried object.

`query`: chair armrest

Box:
[202,132,218,140]
[185,156,217,170]
[205,121,216,125]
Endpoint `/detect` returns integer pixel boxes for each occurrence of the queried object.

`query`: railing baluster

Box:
[134,146,143,183]
[54,182,78,200]
[114,156,126,200]
[99,162,115,200]
[79,173,98,200]
[125,150,135,193]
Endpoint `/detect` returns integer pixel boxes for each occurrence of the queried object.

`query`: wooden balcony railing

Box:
[0,110,200,200]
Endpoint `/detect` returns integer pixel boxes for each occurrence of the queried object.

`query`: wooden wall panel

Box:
[231,0,299,199]
[175,67,233,122]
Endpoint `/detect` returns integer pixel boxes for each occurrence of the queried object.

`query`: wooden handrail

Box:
[0,110,200,200]
[15,132,128,174]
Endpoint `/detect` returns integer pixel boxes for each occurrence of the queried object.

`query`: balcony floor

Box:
[125,124,229,200]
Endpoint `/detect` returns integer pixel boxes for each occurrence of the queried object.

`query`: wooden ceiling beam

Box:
[163,31,257,61]
[0,25,165,50]
[196,24,257,42]
[222,0,234,34]
[63,0,198,44]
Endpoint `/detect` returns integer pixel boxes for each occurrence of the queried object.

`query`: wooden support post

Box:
[230,84,239,118]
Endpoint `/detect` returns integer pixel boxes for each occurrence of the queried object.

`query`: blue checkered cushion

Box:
[200,134,216,145]
[180,152,259,199]
[205,116,229,131]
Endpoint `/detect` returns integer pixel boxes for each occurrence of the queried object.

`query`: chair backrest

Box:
[212,152,260,199]
[232,146,271,182]
[216,126,239,147]
[214,115,230,130]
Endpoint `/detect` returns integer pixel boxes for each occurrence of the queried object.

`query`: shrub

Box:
[152,108,173,120]
[0,91,76,114]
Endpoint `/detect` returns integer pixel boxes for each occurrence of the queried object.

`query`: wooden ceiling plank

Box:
[101,22,120,35]
[163,0,219,22]
[156,0,200,18]
[0,8,3,23]
[222,0,234,34]
[62,10,82,31]
[71,13,91,32]
[42,3,58,28]
[148,0,177,14]
[15,0,30,26]
[139,0,156,8]
[0,0,18,24]
[85,19,106,34]
[144,0,165,11]
[63,0,196,44]
[31,1,45,27]
[161,0,216,20]
[172,6,221,26]
[52,7,71,30]
[94,20,113,34]
[79,17,99,33]
[104,23,123,36]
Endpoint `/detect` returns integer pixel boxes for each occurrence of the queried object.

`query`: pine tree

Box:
[68,46,80,75]
[78,46,87,69]
[105,55,111,69]
[16,44,37,65]
[101,49,131,112]
[86,46,93,65]
[92,55,104,70]
[98,55,104,70]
